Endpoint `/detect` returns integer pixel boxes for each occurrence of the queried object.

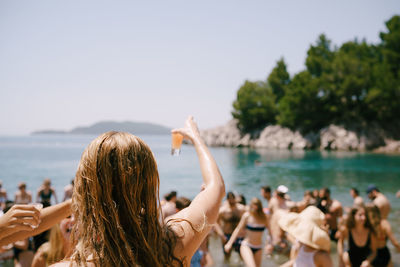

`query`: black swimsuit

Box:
[372,245,391,267]
[348,230,371,267]
[39,190,52,207]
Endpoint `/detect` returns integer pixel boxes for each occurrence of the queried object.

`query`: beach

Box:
[1,135,400,266]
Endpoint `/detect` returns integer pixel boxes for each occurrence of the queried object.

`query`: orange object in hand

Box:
[171,133,184,156]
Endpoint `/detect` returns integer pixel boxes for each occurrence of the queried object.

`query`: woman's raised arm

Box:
[167,116,225,263]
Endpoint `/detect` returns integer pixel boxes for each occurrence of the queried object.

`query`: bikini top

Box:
[246,223,266,232]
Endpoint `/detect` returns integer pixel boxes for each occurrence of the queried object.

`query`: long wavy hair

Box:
[365,203,383,237]
[70,131,182,267]
[346,205,372,231]
[250,197,267,221]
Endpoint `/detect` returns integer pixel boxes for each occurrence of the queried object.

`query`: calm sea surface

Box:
[1,135,400,266]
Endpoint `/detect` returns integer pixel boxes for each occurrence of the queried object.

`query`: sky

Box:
[0,1,399,135]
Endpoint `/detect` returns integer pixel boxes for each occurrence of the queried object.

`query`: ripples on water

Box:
[1,135,400,266]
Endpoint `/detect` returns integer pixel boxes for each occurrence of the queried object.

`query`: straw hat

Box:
[278,206,330,251]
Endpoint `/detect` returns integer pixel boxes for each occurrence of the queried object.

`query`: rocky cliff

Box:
[200,120,400,153]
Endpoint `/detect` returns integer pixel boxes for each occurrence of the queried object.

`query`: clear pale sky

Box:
[0,1,399,135]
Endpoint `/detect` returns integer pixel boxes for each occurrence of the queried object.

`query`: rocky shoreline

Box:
[200,120,400,153]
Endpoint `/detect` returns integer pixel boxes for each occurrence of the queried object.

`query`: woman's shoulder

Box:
[50,261,71,267]
[37,241,50,254]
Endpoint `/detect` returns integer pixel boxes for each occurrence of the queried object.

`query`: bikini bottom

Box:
[241,241,263,254]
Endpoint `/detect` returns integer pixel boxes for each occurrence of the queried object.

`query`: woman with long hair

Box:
[338,205,377,267]
[36,178,58,208]
[366,204,400,267]
[31,216,74,267]
[224,197,271,267]
[51,116,225,267]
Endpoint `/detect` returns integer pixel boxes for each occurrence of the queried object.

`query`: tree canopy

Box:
[232,15,400,134]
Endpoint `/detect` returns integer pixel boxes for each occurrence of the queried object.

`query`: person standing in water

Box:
[14,182,32,204]
[338,205,377,267]
[366,204,400,267]
[36,178,58,208]
[224,197,271,267]
[367,185,391,220]
[279,206,333,267]
[215,191,246,261]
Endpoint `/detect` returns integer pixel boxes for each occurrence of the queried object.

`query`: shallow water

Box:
[1,135,400,266]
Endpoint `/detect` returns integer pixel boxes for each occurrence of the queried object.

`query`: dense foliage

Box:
[232,15,400,133]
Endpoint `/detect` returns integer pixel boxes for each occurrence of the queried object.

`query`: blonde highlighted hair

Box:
[70,132,182,266]
[37,224,66,266]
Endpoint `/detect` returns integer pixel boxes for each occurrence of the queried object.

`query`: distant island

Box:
[32,121,171,135]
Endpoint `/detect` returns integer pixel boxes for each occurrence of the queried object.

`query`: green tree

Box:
[366,62,400,124]
[379,15,400,78]
[306,34,334,77]
[267,58,290,102]
[232,80,276,132]
[277,71,325,133]
[231,15,400,135]
[324,40,378,123]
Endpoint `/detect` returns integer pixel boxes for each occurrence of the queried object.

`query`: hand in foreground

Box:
[0,204,41,239]
[171,115,201,144]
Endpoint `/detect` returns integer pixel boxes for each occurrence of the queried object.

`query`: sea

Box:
[0,134,399,266]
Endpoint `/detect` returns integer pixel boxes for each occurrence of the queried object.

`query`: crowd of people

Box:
[158,184,399,266]
[0,116,399,267]
[0,179,74,266]
[0,117,226,267]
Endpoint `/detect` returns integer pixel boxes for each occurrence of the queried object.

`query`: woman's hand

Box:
[0,204,41,239]
[171,115,201,145]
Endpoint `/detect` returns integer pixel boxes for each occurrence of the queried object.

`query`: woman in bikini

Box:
[366,204,400,267]
[36,178,58,208]
[14,182,32,204]
[224,197,271,267]
[50,116,225,267]
[338,205,377,267]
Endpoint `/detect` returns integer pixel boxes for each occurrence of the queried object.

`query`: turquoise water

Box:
[1,135,400,266]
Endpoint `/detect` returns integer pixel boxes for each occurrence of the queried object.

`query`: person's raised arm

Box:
[0,199,71,246]
[167,116,225,262]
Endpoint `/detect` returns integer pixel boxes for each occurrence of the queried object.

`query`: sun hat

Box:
[366,184,378,194]
[277,185,289,194]
[278,206,330,251]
